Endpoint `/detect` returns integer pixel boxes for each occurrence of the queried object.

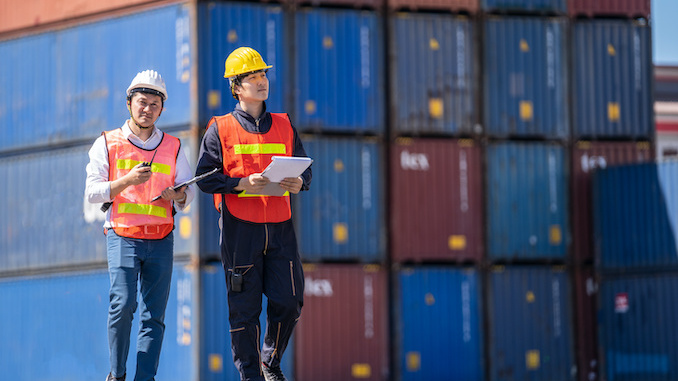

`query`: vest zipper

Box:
[290,261,296,296]
[263,224,269,255]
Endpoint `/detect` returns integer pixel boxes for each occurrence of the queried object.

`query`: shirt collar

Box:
[121,120,163,149]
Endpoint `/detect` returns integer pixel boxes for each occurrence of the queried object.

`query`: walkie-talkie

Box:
[101,150,157,212]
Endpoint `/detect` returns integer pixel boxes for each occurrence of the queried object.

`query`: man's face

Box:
[129,92,163,127]
[235,71,269,102]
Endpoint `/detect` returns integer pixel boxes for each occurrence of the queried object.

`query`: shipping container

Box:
[593,161,678,272]
[486,142,569,261]
[390,13,476,137]
[0,129,220,274]
[598,272,678,380]
[387,0,478,21]
[481,0,566,14]
[294,8,385,134]
[483,16,569,139]
[197,2,288,127]
[292,0,383,9]
[572,20,653,140]
[0,4,193,153]
[568,0,651,19]
[394,266,484,381]
[294,136,385,262]
[390,138,483,263]
[295,263,389,381]
[487,266,574,381]
[570,141,652,264]
[572,266,599,381]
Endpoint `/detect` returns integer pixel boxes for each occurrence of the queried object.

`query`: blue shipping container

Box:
[572,20,653,140]
[294,8,385,134]
[486,142,569,261]
[482,0,567,13]
[197,2,288,126]
[483,17,569,139]
[487,266,574,381]
[0,4,193,153]
[294,136,385,262]
[593,161,678,272]
[598,273,678,380]
[390,13,476,136]
[396,267,484,381]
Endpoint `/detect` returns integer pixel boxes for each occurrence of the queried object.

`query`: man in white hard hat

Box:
[85,69,196,381]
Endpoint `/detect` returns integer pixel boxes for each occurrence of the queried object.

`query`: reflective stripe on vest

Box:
[104,128,180,239]
[211,113,294,223]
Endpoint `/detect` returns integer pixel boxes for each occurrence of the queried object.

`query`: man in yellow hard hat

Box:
[195,47,312,381]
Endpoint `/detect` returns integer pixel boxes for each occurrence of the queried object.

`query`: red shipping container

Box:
[387,0,478,13]
[295,264,389,381]
[573,266,599,381]
[568,0,650,19]
[571,141,652,263]
[390,138,483,263]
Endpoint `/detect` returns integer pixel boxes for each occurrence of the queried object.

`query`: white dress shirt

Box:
[85,121,196,228]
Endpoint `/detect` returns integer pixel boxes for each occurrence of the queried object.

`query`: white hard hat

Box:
[126,70,168,101]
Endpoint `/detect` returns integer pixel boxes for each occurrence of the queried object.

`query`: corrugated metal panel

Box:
[570,141,652,264]
[0,4,192,153]
[572,20,653,140]
[573,266,599,381]
[0,129,212,274]
[0,264,195,380]
[598,273,678,380]
[487,266,574,381]
[294,136,385,262]
[295,264,389,381]
[395,266,484,380]
[390,138,483,263]
[293,0,383,9]
[294,8,384,134]
[593,161,678,272]
[387,0,478,15]
[481,0,567,13]
[200,263,294,381]
[483,17,569,139]
[390,14,476,136]
[198,2,288,127]
[568,0,651,19]
[486,142,569,261]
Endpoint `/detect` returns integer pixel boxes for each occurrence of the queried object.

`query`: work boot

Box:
[106,373,126,381]
[261,362,287,381]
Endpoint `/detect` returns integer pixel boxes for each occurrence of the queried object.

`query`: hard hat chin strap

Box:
[127,100,161,130]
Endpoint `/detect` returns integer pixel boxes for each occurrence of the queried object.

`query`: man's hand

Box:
[160,185,187,202]
[235,173,270,194]
[279,176,303,194]
[126,163,153,185]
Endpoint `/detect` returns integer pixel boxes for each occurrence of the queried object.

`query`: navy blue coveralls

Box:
[196,103,311,381]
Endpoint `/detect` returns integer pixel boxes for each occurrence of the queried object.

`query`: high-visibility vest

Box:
[104,128,180,239]
[211,113,294,223]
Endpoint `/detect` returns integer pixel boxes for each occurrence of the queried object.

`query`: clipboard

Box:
[258,156,313,196]
[151,167,219,202]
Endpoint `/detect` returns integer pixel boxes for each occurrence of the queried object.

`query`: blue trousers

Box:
[106,230,174,381]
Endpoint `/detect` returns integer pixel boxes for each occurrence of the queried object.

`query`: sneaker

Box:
[106,373,126,381]
[261,362,287,381]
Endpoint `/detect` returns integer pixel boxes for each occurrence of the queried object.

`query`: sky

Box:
[653,0,678,65]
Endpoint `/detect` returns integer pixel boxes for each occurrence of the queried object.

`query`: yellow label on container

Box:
[608,102,620,122]
[607,43,616,56]
[209,354,223,372]
[406,352,421,372]
[323,36,334,49]
[520,39,530,52]
[449,235,467,251]
[429,97,444,119]
[334,159,345,173]
[526,291,535,303]
[305,100,316,115]
[181,332,191,345]
[549,225,562,245]
[520,101,533,121]
[333,223,348,244]
[228,30,238,43]
[526,350,540,370]
[208,90,221,110]
[425,292,435,306]
[429,38,440,51]
[180,216,192,239]
[352,363,371,378]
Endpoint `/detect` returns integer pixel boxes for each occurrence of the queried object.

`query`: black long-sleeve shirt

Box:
[195,102,312,195]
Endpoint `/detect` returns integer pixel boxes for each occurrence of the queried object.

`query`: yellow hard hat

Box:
[224,47,272,79]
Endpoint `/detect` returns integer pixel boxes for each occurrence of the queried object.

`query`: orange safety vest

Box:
[211,113,294,223]
[104,128,180,239]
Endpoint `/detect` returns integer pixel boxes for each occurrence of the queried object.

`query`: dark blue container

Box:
[395,267,484,380]
[598,273,678,380]
[294,136,385,262]
[294,8,385,134]
[0,4,192,153]
[593,161,678,272]
[487,266,574,381]
[197,2,288,126]
[483,17,569,139]
[572,20,653,140]
[481,0,567,13]
[390,13,476,136]
[486,142,569,261]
